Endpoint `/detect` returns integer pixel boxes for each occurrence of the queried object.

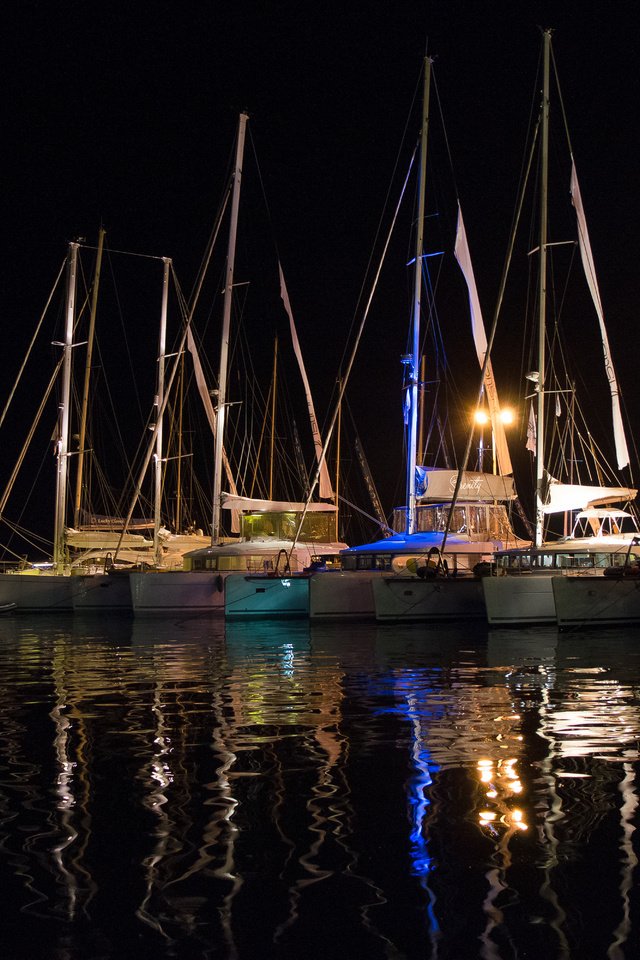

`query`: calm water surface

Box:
[1,614,639,959]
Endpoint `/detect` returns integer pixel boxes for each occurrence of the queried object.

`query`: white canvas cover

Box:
[418,469,516,503]
[221,494,337,513]
[65,529,153,548]
[543,478,637,514]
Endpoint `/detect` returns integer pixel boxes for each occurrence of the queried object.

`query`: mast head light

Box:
[525,371,539,384]
[400,354,413,366]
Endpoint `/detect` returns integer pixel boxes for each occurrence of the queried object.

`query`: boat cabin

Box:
[339,531,494,576]
[391,469,523,547]
[182,498,343,573]
[240,508,338,543]
[392,501,520,544]
[494,546,640,575]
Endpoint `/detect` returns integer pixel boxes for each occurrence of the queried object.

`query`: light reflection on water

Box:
[0,615,639,959]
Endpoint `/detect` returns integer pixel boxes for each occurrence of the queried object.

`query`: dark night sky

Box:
[2,0,640,536]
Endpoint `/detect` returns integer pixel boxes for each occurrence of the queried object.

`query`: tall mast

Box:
[406,57,431,535]
[417,354,426,466]
[53,241,79,573]
[73,226,105,529]
[175,352,185,533]
[335,375,342,532]
[154,257,171,565]
[211,112,248,543]
[269,335,278,500]
[535,31,551,548]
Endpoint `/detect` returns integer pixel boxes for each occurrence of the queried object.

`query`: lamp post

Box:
[474,407,514,474]
[474,409,490,472]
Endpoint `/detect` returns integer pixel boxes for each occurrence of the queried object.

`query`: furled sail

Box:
[570,160,630,470]
[526,401,536,454]
[279,263,334,500]
[454,205,513,476]
[186,326,239,532]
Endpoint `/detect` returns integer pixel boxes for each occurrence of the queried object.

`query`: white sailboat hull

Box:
[483,536,640,626]
[72,572,133,613]
[130,570,227,615]
[372,576,486,622]
[225,574,310,620]
[0,572,82,612]
[221,568,487,623]
[220,570,377,621]
[309,570,377,621]
[553,575,640,626]
[482,575,557,625]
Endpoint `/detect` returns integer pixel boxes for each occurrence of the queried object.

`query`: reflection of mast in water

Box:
[481,629,564,956]
[609,762,638,958]
[272,695,347,944]
[131,639,242,957]
[378,637,531,957]
[403,687,440,952]
[49,637,97,921]
[227,630,358,946]
[206,684,241,960]
[532,653,640,959]
[277,688,396,954]
[223,623,395,954]
[135,681,175,940]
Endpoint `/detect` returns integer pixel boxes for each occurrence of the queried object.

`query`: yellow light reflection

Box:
[476,756,529,833]
[479,811,497,822]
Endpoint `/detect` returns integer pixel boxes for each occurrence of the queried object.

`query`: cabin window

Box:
[188,556,217,571]
[575,554,595,568]
[339,554,393,572]
[242,514,280,539]
[531,553,553,570]
[487,506,513,540]
[409,503,517,540]
[308,554,341,571]
[187,554,291,573]
[609,552,639,567]
[298,513,336,542]
[240,511,337,543]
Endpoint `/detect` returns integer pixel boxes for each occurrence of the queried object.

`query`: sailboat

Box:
[70,253,213,613]
[130,112,346,617]
[224,56,525,622]
[0,242,84,611]
[327,58,523,624]
[0,233,216,613]
[482,30,639,626]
